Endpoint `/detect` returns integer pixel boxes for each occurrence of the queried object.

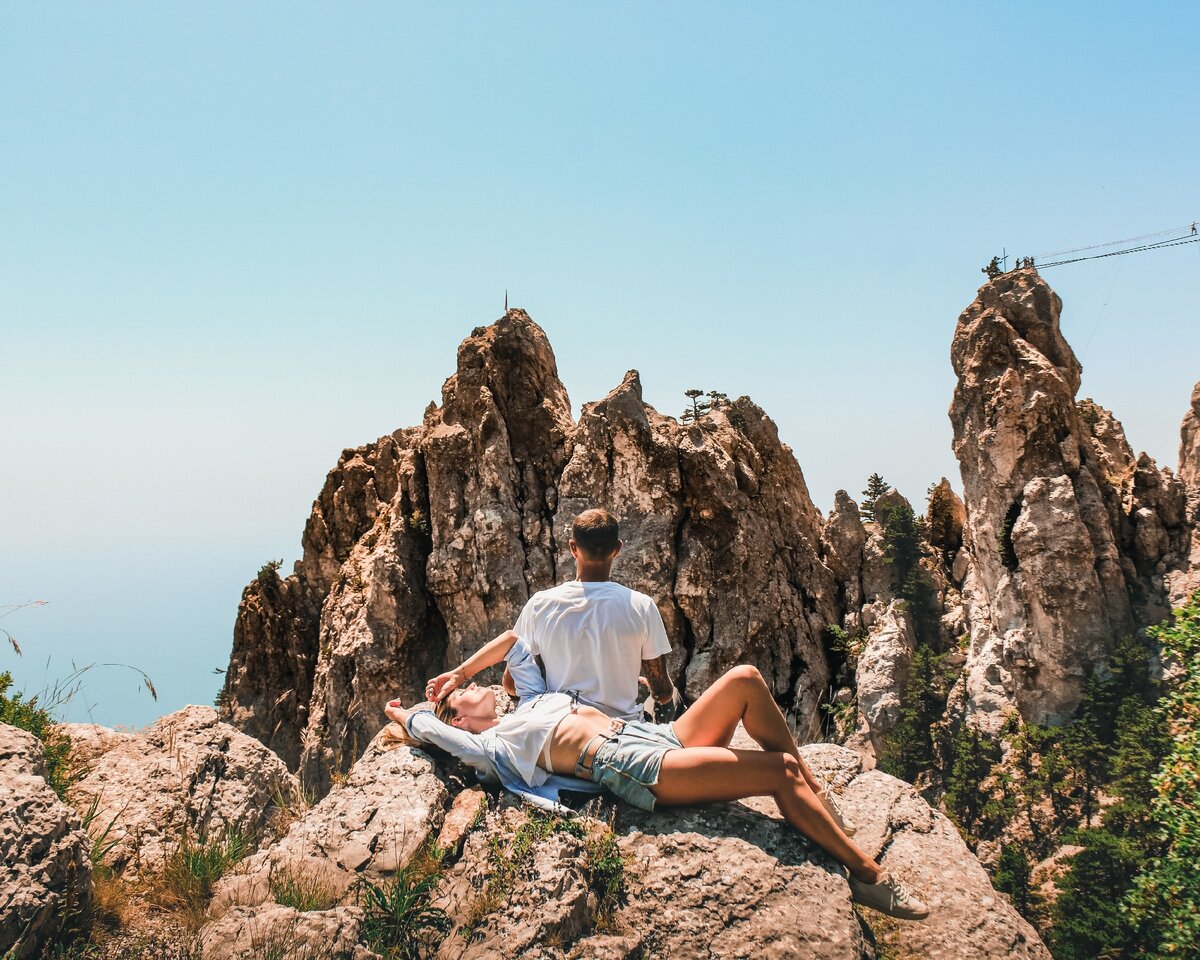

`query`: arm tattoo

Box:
[642,655,675,703]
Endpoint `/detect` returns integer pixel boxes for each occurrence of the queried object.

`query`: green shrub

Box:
[1052,831,1145,959]
[358,866,451,960]
[257,559,283,584]
[584,827,628,922]
[1123,594,1200,957]
[0,671,72,800]
[460,810,586,934]
[163,830,250,907]
[993,843,1038,916]
[860,473,890,523]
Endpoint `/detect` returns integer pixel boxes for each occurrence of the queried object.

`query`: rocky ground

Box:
[2,709,1047,959]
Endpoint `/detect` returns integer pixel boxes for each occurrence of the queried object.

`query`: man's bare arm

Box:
[641,655,675,704]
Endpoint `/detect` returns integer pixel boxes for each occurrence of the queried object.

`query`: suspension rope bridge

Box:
[989,220,1200,273]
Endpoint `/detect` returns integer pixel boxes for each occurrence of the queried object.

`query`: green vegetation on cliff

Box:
[934,596,1200,960]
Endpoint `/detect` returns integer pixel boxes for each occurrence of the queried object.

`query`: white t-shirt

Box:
[513,580,671,719]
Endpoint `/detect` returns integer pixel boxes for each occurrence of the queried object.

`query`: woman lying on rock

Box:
[384,631,929,921]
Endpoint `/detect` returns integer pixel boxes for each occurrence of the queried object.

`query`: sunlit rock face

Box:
[948,270,1187,731]
[1168,381,1200,606]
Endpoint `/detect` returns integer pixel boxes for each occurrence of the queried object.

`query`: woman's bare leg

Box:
[652,746,880,883]
[672,665,825,795]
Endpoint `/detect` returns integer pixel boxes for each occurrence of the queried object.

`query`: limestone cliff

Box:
[948,269,1191,731]
[1168,381,1200,605]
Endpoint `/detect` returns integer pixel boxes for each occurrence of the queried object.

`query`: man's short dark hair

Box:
[572,509,620,559]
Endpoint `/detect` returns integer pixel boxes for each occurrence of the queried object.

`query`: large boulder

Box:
[807,746,1049,959]
[68,706,299,875]
[0,723,92,959]
[211,735,451,912]
[855,600,916,749]
[200,904,378,960]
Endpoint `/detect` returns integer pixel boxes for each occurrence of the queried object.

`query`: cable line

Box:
[1033,224,1195,259]
[1036,232,1200,269]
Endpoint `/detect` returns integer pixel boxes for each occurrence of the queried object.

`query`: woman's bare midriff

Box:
[544,703,619,775]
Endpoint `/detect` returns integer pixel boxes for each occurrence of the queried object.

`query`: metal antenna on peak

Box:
[504,290,508,312]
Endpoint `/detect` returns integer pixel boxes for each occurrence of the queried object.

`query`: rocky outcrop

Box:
[926,478,966,576]
[822,490,869,629]
[820,485,965,759]
[195,730,1046,959]
[855,600,916,744]
[948,270,1185,730]
[1075,400,1188,624]
[222,310,842,787]
[556,373,838,722]
[68,706,299,875]
[1168,381,1200,606]
[811,746,1048,959]
[431,742,1048,958]
[0,724,92,960]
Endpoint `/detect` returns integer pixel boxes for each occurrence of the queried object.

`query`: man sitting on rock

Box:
[426,507,680,722]
[387,646,930,921]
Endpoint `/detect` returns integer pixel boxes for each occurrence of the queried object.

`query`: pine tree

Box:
[944,725,1002,837]
[1052,832,1144,960]
[860,473,890,523]
[993,843,1037,916]
[682,388,711,423]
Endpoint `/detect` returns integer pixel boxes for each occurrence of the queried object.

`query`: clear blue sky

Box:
[3,2,1197,729]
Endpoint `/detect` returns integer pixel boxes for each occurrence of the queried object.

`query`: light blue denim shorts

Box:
[577,719,682,811]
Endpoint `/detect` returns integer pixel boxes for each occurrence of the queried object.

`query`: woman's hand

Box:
[384,699,410,725]
[426,668,466,703]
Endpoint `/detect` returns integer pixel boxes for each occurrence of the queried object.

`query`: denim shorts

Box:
[578,719,682,811]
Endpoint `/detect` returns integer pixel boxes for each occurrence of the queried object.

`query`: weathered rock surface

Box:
[223,310,842,788]
[211,735,451,912]
[423,743,1046,959]
[948,270,1184,729]
[56,722,136,773]
[1076,401,1188,624]
[68,706,299,875]
[822,753,1049,959]
[822,490,869,629]
[926,477,966,577]
[200,904,378,960]
[1168,381,1200,606]
[855,600,915,748]
[0,723,92,960]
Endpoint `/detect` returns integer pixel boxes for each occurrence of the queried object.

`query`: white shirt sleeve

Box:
[513,596,539,656]
[640,599,671,659]
[405,710,498,780]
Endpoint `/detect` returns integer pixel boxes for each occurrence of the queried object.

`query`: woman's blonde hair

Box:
[434,698,457,725]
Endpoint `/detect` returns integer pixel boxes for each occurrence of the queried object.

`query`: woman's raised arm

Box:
[426,629,520,702]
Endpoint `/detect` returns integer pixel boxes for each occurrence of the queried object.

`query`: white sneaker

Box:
[848,871,930,921]
[818,788,857,837]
